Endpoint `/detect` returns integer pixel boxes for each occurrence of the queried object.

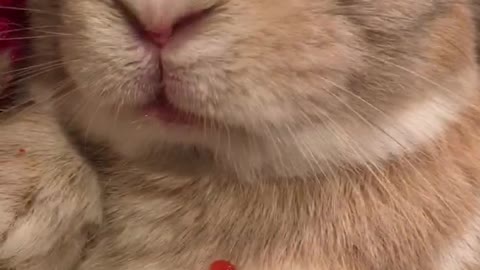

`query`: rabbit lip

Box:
[142,87,200,126]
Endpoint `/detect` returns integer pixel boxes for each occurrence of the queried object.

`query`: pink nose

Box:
[122,0,208,48]
[146,27,173,48]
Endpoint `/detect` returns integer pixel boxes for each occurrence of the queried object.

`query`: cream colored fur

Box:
[0,0,480,269]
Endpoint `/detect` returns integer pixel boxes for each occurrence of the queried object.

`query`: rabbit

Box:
[0,0,480,269]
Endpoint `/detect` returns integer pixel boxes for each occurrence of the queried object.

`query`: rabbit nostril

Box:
[172,10,209,33]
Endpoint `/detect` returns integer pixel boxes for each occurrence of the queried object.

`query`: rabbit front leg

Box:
[0,110,103,270]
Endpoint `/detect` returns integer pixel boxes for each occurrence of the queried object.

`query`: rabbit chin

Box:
[56,80,471,180]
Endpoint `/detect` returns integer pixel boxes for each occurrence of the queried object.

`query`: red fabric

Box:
[0,0,27,58]
[0,0,27,108]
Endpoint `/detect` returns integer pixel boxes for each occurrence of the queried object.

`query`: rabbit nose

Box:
[146,27,172,48]
[121,0,212,48]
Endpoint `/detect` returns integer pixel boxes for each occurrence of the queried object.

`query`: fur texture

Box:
[0,0,480,269]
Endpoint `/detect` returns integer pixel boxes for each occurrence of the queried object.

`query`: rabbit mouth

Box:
[142,86,203,126]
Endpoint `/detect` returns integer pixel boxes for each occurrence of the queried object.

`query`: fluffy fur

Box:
[0,0,479,269]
